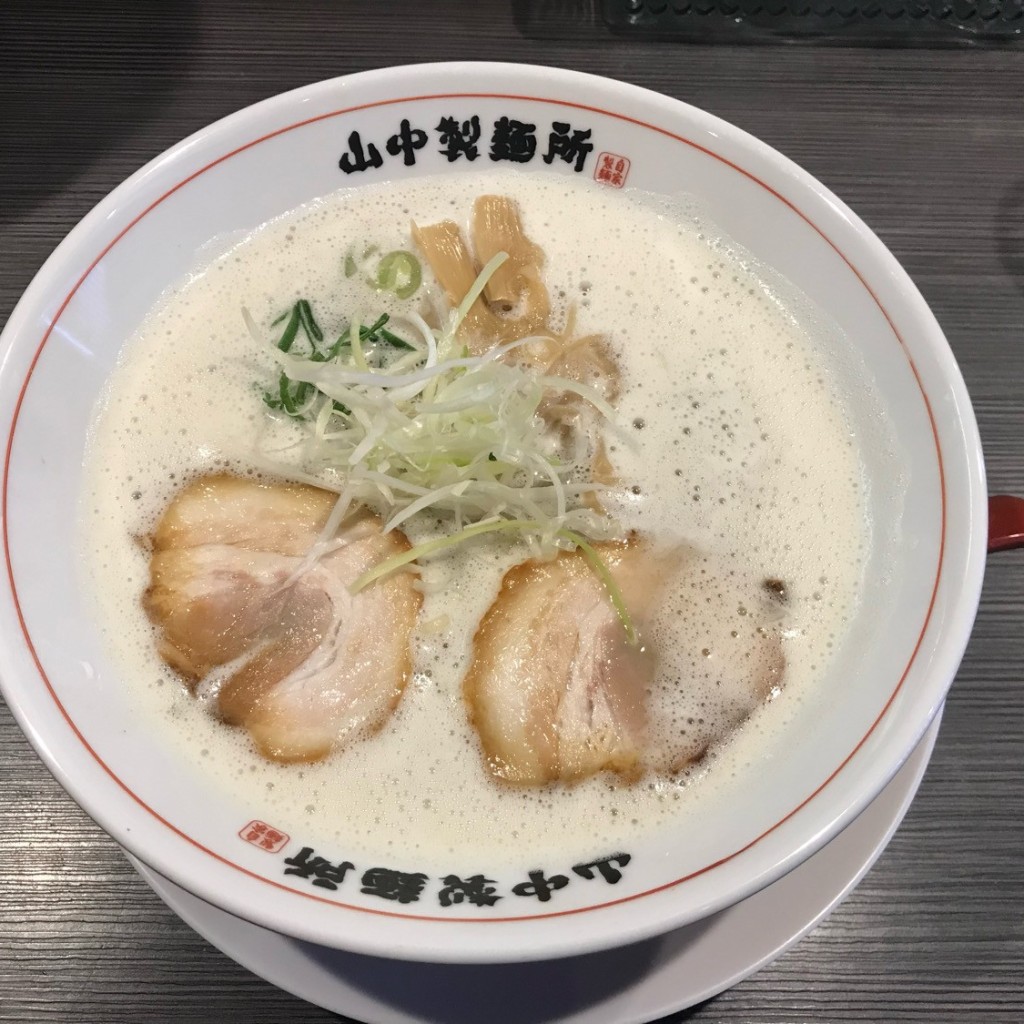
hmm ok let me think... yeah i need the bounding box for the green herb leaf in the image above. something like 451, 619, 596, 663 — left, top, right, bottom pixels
276, 304, 301, 352
297, 299, 323, 345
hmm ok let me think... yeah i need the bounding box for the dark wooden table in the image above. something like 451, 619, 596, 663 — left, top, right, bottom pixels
2, 2, 1022, 1021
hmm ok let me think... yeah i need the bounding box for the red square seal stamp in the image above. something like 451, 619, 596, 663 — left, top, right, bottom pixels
594, 152, 630, 188
239, 820, 290, 853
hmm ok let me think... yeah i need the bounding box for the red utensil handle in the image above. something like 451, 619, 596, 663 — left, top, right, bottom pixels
988, 495, 1024, 553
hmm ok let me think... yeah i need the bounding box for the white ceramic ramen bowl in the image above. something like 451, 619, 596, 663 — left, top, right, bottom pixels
0, 63, 986, 964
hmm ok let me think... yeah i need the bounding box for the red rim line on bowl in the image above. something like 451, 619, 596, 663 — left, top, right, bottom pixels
988, 495, 1024, 551
1, 85, 953, 928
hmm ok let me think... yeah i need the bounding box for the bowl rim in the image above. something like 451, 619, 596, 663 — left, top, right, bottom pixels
0, 61, 988, 961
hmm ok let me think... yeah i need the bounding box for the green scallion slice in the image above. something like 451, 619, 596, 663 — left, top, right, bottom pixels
376, 250, 422, 300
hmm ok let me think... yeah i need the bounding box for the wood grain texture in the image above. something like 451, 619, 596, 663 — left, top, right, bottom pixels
1, 1, 1023, 1021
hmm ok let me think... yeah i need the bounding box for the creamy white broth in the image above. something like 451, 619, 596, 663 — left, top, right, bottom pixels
80, 171, 867, 870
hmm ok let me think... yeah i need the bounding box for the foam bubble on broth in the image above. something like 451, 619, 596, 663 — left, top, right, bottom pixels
79, 170, 868, 871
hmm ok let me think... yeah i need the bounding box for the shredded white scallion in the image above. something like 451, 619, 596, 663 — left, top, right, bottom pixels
250, 251, 628, 625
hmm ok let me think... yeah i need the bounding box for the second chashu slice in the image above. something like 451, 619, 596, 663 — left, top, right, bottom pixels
464, 540, 667, 785
464, 540, 785, 786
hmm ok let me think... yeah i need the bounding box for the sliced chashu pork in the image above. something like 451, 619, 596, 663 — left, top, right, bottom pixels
464, 541, 784, 785
144, 474, 421, 763
654, 564, 785, 774
463, 540, 669, 785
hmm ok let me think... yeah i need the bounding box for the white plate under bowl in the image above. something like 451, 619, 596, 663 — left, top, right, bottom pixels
127, 713, 943, 1023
